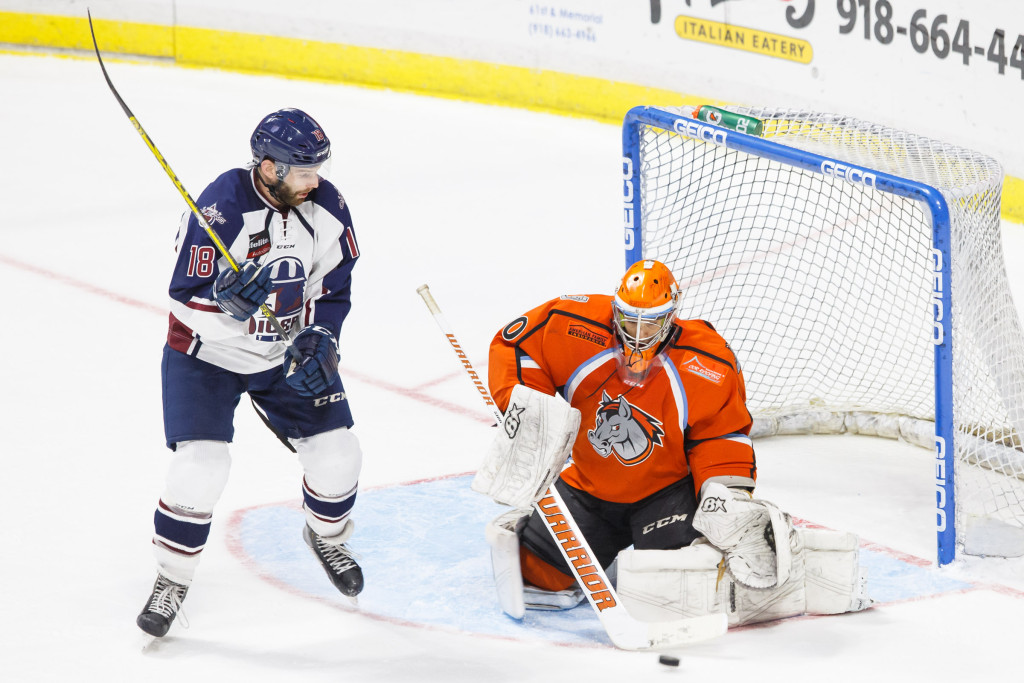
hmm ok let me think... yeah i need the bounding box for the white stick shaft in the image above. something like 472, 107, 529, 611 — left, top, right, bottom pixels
416, 285, 503, 423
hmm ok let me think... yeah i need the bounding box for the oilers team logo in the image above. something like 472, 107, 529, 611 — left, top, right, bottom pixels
586, 391, 664, 466
249, 256, 306, 342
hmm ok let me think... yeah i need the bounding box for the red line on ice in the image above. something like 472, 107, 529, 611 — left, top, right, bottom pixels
1, 254, 489, 424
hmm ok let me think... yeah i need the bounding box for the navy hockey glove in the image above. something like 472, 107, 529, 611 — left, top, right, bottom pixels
284, 325, 340, 397
212, 260, 272, 321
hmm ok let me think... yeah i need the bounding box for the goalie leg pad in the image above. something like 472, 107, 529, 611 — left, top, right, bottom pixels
617, 531, 872, 627
472, 385, 581, 509
616, 543, 807, 627
800, 529, 873, 614
486, 509, 586, 618
616, 543, 730, 623
486, 509, 530, 619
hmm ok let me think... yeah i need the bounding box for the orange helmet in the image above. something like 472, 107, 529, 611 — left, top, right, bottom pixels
612, 260, 680, 382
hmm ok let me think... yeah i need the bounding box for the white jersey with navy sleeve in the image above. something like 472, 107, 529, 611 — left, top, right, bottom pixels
167, 166, 359, 374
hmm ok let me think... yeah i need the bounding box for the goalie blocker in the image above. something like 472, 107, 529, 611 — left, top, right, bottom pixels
471, 384, 581, 510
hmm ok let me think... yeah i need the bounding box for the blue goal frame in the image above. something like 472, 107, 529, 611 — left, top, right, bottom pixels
622, 106, 957, 566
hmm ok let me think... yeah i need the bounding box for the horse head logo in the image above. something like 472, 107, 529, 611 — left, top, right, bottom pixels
586, 391, 664, 466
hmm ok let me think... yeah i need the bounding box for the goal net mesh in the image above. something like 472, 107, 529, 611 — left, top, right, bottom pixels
635, 106, 1024, 558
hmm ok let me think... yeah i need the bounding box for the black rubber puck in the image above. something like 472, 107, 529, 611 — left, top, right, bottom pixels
658, 655, 680, 667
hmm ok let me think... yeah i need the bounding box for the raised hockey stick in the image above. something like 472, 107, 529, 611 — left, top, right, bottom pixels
416, 284, 728, 651
87, 11, 297, 353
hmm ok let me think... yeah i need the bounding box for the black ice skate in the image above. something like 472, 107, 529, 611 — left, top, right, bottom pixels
303, 524, 364, 597
136, 574, 189, 637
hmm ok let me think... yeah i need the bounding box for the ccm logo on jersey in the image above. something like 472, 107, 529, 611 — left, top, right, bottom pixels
682, 355, 727, 385
314, 392, 346, 407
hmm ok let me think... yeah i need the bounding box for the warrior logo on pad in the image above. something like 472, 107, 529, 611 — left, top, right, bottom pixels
586, 391, 664, 466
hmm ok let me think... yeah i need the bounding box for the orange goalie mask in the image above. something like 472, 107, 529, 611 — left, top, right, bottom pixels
612, 260, 680, 385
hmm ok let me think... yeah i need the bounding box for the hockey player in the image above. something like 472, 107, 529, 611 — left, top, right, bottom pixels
137, 109, 365, 638
476, 260, 870, 625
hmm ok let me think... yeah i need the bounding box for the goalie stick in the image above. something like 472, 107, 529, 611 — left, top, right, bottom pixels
416, 284, 728, 651
87, 11, 298, 356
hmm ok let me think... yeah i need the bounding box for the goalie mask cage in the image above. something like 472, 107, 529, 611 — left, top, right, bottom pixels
623, 105, 1024, 566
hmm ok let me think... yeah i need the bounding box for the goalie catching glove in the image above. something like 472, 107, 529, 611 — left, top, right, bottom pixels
692, 482, 795, 589
472, 384, 581, 509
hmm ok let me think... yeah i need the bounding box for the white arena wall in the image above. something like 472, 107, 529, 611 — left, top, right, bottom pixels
2, 0, 1022, 220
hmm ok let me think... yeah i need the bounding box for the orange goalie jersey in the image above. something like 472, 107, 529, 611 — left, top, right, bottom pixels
489, 294, 756, 503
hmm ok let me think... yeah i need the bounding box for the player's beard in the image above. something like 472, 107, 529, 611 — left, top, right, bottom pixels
275, 183, 313, 207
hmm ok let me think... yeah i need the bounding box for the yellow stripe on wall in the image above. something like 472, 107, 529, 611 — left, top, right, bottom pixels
1004, 177, 1024, 225
174, 25, 692, 124
3, 10, 1022, 224
0, 11, 173, 56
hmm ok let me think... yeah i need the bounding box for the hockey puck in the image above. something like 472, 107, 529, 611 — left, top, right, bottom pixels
658, 655, 680, 667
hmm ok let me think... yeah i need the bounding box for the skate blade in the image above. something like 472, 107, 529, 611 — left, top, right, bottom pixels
139, 633, 161, 652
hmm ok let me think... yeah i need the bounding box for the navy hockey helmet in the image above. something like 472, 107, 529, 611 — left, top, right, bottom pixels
250, 108, 331, 179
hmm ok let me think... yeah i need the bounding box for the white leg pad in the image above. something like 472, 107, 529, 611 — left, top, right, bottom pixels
801, 529, 873, 614
485, 508, 586, 618
616, 543, 733, 622
617, 543, 808, 627
485, 509, 529, 619
617, 531, 872, 627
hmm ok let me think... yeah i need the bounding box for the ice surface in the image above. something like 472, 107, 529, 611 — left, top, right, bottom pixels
2, 52, 1023, 682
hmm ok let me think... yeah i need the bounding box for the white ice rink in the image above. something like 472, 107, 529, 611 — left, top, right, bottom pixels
2, 52, 1024, 682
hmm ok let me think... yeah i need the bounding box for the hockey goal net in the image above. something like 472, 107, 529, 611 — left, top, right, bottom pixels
622, 105, 1024, 565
